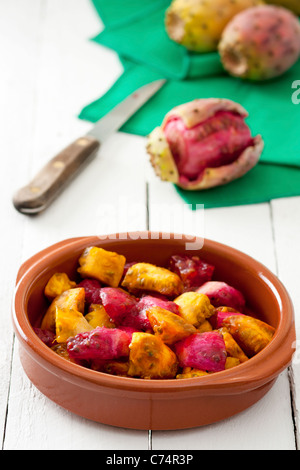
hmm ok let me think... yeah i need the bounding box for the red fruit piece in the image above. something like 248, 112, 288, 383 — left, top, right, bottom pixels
66, 327, 131, 361
100, 287, 138, 325
197, 281, 245, 311
137, 295, 180, 315
174, 331, 227, 372
169, 255, 215, 291
77, 279, 102, 305
210, 307, 244, 329
34, 328, 56, 347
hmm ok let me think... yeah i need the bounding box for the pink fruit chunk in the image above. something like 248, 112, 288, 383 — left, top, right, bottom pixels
174, 331, 227, 372
100, 287, 151, 330
34, 328, 56, 347
77, 278, 102, 305
147, 98, 264, 191
66, 327, 131, 361
100, 287, 138, 324
210, 309, 245, 329
169, 255, 215, 291
137, 295, 180, 315
197, 281, 245, 311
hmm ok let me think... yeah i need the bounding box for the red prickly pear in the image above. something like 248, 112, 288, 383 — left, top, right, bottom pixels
169, 255, 215, 291
174, 331, 227, 372
196, 281, 246, 311
219, 5, 300, 81
146, 98, 264, 190
66, 327, 131, 361
137, 295, 180, 315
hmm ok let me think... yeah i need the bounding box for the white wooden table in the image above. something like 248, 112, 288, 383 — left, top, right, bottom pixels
1, 0, 299, 450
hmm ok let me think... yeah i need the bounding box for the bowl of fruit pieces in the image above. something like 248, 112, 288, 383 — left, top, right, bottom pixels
12, 233, 295, 430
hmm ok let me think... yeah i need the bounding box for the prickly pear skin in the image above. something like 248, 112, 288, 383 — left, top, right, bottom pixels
165, 0, 264, 52
169, 255, 215, 291
197, 281, 246, 311
174, 331, 227, 372
66, 327, 132, 361
219, 5, 300, 81
146, 98, 264, 191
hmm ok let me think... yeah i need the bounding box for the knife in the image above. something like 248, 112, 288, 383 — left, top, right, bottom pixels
13, 79, 166, 215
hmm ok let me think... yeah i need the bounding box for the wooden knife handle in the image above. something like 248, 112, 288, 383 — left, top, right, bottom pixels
13, 136, 100, 214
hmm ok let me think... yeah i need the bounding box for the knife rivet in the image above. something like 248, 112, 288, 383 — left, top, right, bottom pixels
77, 138, 89, 146
30, 186, 41, 194
53, 161, 65, 169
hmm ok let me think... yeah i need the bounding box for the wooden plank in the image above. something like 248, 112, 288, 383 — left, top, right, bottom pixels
271, 196, 300, 449
0, 0, 43, 447
3, 0, 149, 450
147, 172, 296, 449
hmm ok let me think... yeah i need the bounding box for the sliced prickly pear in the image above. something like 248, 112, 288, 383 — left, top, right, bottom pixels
34, 328, 56, 347
85, 304, 116, 329
174, 331, 227, 372
169, 255, 215, 291
146, 306, 197, 345
219, 327, 249, 363
147, 98, 264, 190
225, 357, 241, 369
128, 332, 178, 379
176, 367, 209, 379
78, 246, 126, 288
67, 327, 131, 361
44, 273, 76, 299
55, 307, 93, 343
41, 287, 85, 332
121, 262, 183, 297
197, 281, 246, 311
209, 306, 243, 329
137, 295, 180, 315
100, 287, 138, 324
174, 291, 215, 327
77, 278, 102, 305
219, 5, 300, 81
222, 314, 276, 356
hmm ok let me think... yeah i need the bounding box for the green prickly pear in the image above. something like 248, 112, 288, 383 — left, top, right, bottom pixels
165, 0, 264, 52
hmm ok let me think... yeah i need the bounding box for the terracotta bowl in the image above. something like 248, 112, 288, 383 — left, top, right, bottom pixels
12, 233, 296, 430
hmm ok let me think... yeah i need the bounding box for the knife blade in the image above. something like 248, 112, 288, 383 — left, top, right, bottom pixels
13, 79, 166, 215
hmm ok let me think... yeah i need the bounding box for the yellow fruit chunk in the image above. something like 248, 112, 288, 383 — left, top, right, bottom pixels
122, 262, 183, 297
225, 357, 241, 369
44, 273, 76, 299
147, 306, 196, 345
219, 327, 249, 363
78, 246, 126, 288
85, 304, 116, 329
174, 292, 215, 327
176, 367, 208, 379
196, 320, 213, 333
55, 307, 93, 343
128, 332, 178, 379
41, 287, 85, 332
51, 343, 73, 362
223, 314, 276, 357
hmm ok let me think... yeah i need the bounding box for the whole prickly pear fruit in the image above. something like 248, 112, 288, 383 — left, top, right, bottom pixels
219, 5, 300, 81
265, 0, 300, 15
165, 0, 264, 52
146, 98, 263, 191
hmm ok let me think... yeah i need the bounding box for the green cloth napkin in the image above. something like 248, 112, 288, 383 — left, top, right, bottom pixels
79, 0, 300, 209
